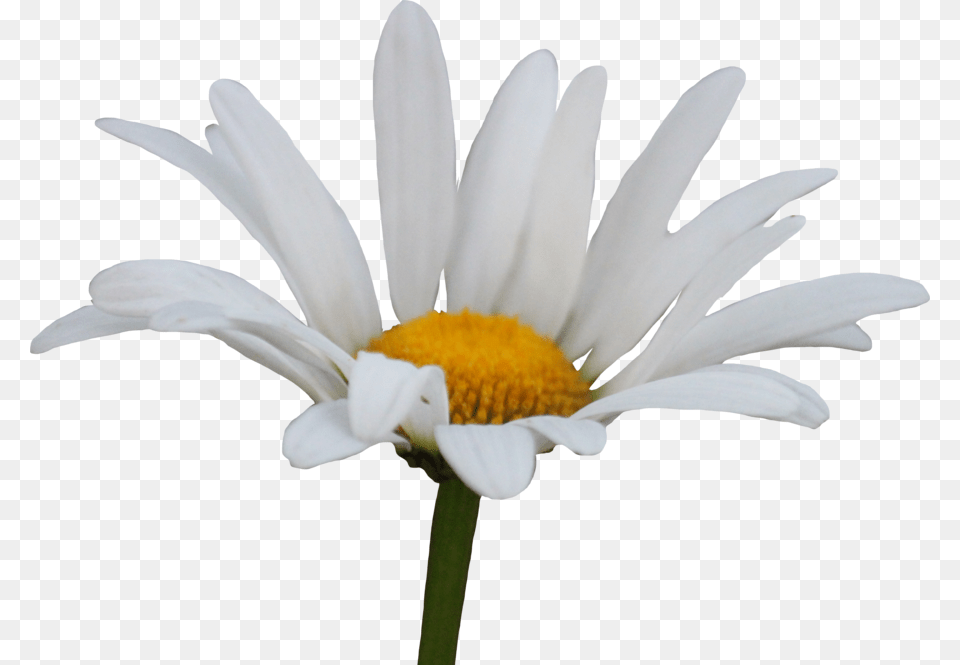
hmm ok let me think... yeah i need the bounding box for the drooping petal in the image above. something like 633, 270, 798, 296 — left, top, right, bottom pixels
561, 168, 837, 363
209, 79, 381, 353
373, 0, 456, 322
445, 50, 559, 314
497, 66, 607, 339
561, 67, 746, 360
150, 301, 348, 401
283, 400, 377, 469
95, 118, 280, 260
30, 305, 148, 354
577, 364, 828, 429
90, 259, 353, 374
435, 424, 539, 499
347, 352, 449, 449
510, 415, 607, 456
650, 274, 930, 380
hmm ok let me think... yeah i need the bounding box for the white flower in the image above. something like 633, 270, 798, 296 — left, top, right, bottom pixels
32, 1, 927, 500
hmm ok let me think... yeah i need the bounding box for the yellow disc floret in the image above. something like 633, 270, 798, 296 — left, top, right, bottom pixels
364, 310, 592, 425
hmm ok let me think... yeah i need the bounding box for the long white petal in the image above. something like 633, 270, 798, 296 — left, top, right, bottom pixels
209, 79, 381, 353
576, 364, 827, 429
373, 0, 456, 322
95, 118, 280, 259
602, 216, 805, 393
150, 300, 352, 381
561, 67, 745, 360
347, 352, 449, 449
511, 415, 607, 456
283, 400, 377, 469
149, 301, 347, 401
90, 259, 353, 374
651, 273, 929, 380
798, 324, 872, 352
562, 168, 837, 364
445, 50, 559, 314
435, 424, 539, 499
497, 66, 607, 338
30, 306, 148, 354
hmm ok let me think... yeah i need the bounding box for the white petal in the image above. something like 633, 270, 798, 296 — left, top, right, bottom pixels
697, 365, 829, 428
91, 259, 353, 374
209, 79, 381, 353
90, 259, 277, 318
283, 400, 377, 469
31, 305, 148, 354
602, 216, 805, 393
435, 424, 539, 499
651, 274, 929, 380
799, 324, 872, 352
561, 168, 837, 364
348, 352, 449, 448
150, 301, 347, 401
561, 67, 745, 360
576, 364, 827, 429
511, 415, 607, 456
445, 50, 559, 315
95, 118, 280, 259
150, 299, 353, 380
374, 0, 456, 322
497, 66, 607, 338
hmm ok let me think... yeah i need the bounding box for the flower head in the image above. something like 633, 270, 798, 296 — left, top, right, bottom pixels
33, 1, 928, 500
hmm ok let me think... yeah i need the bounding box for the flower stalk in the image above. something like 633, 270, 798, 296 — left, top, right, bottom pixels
418, 477, 481, 665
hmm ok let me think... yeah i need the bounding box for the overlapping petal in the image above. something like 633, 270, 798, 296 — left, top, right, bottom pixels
209, 79, 382, 353
374, 0, 457, 322
566, 168, 838, 377
31, 305, 148, 354
604, 215, 806, 393
497, 65, 607, 338
283, 400, 378, 469
651, 274, 929, 381
561, 67, 746, 363
445, 50, 559, 314
348, 352, 449, 449
577, 364, 828, 429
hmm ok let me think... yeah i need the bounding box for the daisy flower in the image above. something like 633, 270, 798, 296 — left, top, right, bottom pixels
31, 2, 928, 661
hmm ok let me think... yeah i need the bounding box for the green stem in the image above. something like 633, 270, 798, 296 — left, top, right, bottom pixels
418, 477, 481, 665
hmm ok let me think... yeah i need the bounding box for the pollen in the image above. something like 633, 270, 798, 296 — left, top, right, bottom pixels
364, 310, 592, 425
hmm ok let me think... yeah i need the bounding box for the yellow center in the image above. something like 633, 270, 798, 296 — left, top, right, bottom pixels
364, 310, 592, 425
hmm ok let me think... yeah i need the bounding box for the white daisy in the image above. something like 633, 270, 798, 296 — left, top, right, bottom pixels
32, 1, 928, 503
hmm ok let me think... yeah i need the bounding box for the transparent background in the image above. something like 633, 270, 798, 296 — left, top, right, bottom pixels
9, 0, 952, 663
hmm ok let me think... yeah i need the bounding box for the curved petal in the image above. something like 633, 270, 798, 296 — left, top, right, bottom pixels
209, 79, 381, 353
374, 0, 456, 322
601, 216, 806, 393
445, 50, 559, 314
90, 259, 353, 372
283, 400, 377, 469
561, 67, 746, 360
347, 352, 449, 449
95, 118, 281, 260
651, 274, 930, 380
799, 324, 872, 352
561, 168, 837, 361
497, 66, 607, 338
150, 301, 347, 401
31, 305, 148, 354
435, 423, 539, 500
577, 364, 827, 429
511, 415, 607, 456
150, 300, 352, 382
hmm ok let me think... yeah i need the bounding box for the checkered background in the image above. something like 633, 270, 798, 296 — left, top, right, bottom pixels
7, 0, 952, 663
